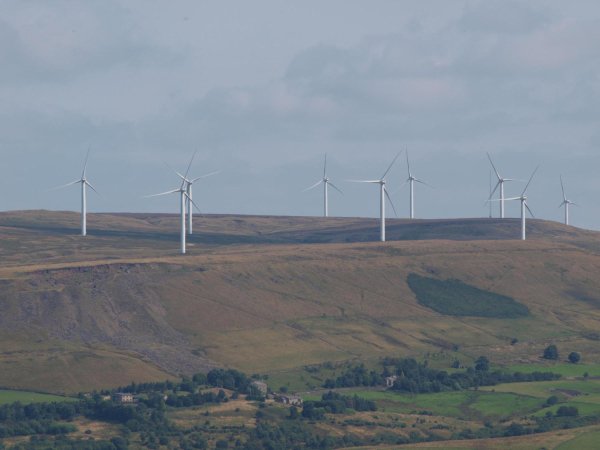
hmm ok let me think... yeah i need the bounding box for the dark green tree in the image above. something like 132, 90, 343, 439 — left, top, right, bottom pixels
543, 345, 559, 360
475, 356, 490, 372
568, 352, 581, 364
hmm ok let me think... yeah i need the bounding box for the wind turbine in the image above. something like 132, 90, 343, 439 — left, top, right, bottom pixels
393, 151, 433, 219
493, 166, 539, 240
486, 153, 523, 218
303, 154, 344, 217
347, 151, 402, 242
558, 176, 581, 226
166, 151, 219, 235
51, 146, 105, 236
144, 156, 205, 254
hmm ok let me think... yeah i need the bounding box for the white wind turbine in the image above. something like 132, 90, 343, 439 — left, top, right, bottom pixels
492, 166, 539, 240
144, 156, 205, 254
558, 175, 581, 226
393, 151, 433, 219
303, 154, 344, 217
486, 153, 523, 218
166, 151, 219, 235
51, 146, 105, 236
348, 151, 402, 242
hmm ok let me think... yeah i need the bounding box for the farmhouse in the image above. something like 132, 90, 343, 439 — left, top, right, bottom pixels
251, 381, 268, 394
111, 392, 134, 403
276, 395, 303, 405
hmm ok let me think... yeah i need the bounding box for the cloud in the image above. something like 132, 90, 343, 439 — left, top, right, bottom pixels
0, 1, 175, 85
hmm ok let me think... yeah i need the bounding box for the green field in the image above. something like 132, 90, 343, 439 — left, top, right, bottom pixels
556, 430, 600, 449
309, 388, 548, 420
0, 389, 77, 405
508, 364, 600, 377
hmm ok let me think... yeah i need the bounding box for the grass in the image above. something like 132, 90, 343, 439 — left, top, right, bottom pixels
508, 364, 600, 377
468, 392, 544, 417
556, 429, 600, 449
407, 273, 530, 318
0, 390, 77, 405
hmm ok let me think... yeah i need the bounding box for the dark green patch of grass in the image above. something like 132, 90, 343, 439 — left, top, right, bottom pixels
407, 273, 530, 318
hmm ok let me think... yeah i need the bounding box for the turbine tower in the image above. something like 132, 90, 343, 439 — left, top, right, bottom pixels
303, 154, 344, 217
51, 146, 105, 236
166, 151, 219, 235
486, 153, 523, 218
393, 151, 433, 219
495, 166, 539, 240
144, 158, 204, 254
348, 151, 402, 242
558, 176, 580, 226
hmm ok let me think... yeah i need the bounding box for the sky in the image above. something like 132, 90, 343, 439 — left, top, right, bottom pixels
1, 0, 600, 230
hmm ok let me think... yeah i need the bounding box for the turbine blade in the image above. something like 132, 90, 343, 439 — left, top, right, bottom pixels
328, 182, 344, 195
190, 171, 220, 183
382, 150, 403, 180
558, 201, 566, 209
489, 197, 521, 202
323, 154, 327, 179
346, 180, 381, 183
414, 179, 434, 189
143, 189, 180, 198
487, 152, 501, 180
85, 181, 107, 201
184, 192, 205, 217
182, 150, 197, 188
484, 180, 501, 205
522, 165, 539, 196
302, 179, 323, 193
560, 175, 567, 201
384, 187, 398, 218
51, 179, 81, 191
525, 202, 535, 219
406, 150, 411, 177
391, 179, 409, 194
82, 144, 91, 178
571, 202, 583, 208
503, 179, 526, 182
165, 162, 187, 182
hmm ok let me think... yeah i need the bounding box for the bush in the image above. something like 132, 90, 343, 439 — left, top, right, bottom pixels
543, 345, 559, 360
568, 352, 581, 364
216, 439, 229, 449
544, 396, 558, 407
557, 406, 579, 417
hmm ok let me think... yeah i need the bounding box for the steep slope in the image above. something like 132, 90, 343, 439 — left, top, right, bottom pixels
1, 210, 600, 393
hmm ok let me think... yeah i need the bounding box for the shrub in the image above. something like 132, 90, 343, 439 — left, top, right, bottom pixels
557, 406, 579, 417
475, 356, 490, 372
568, 352, 581, 364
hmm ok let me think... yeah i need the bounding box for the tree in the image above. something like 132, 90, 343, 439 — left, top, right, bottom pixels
475, 356, 490, 372
557, 406, 579, 417
289, 406, 300, 420
511, 338, 518, 345
543, 345, 559, 360
568, 352, 580, 364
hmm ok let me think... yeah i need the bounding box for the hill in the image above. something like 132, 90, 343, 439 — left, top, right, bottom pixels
1, 210, 600, 393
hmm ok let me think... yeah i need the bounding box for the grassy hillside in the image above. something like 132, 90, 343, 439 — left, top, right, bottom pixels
2, 210, 600, 393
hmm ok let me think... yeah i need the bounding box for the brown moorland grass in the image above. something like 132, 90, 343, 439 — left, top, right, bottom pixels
2, 211, 600, 392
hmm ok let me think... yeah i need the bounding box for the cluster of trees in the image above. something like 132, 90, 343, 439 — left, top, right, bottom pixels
0, 397, 175, 442
543, 345, 581, 364
388, 358, 560, 394
2, 435, 129, 450
323, 365, 384, 389
301, 392, 377, 419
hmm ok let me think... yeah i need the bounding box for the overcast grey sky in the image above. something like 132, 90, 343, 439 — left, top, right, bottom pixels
1, 1, 600, 230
